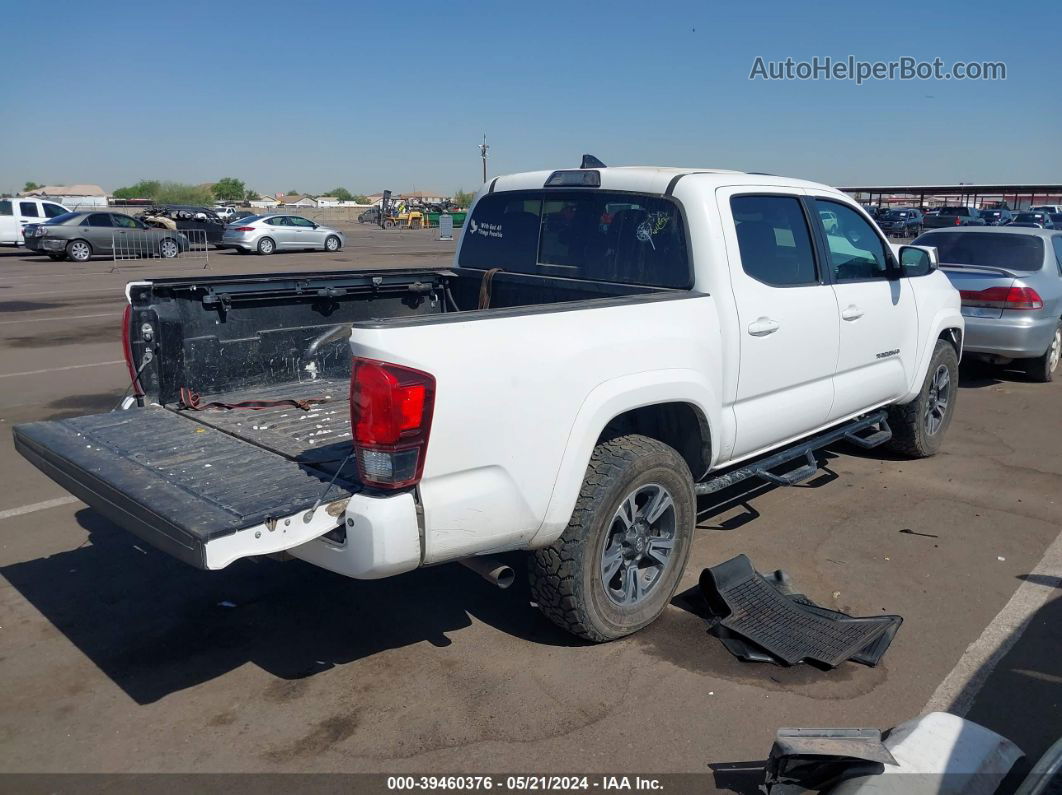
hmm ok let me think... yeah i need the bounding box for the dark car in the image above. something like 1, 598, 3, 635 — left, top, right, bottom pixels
1051, 214, 1062, 229
922, 206, 987, 229
1009, 212, 1056, 229
979, 208, 1014, 226
358, 207, 381, 224
22, 211, 189, 262
139, 205, 227, 245
878, 208, 923, 237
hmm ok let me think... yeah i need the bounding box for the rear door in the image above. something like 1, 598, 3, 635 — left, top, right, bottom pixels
80, 212, 116, 253
807, 196, 919, 420
0, 199, 15, 244
265, 215, 294, 247
718, 188, 840, 458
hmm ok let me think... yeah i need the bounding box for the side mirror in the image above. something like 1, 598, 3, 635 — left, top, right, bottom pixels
899, 245, 937, 277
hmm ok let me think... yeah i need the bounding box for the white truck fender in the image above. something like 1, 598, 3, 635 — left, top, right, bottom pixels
899, 306, 964, 404
530, 368, 721, 547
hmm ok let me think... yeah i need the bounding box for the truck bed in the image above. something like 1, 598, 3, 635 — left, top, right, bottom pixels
14, 408, 357, 569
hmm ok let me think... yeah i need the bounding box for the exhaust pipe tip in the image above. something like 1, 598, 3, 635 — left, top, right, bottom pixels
459, 556, 516, 589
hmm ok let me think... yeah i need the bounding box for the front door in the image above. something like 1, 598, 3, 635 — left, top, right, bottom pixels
807, 196, 919, 421
16, 200, 44, 245
719, 189, 840, 459
289, 215, 323, 247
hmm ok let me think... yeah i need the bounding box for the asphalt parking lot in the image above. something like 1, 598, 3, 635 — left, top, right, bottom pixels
0, 222, 1059, 783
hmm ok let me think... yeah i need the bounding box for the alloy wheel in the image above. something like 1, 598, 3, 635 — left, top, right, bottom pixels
600, 483, 677, 606
924, 364, 951, 435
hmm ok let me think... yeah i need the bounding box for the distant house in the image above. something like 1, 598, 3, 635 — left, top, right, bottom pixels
249, 194, 279, 208
281, 194, 317, 208
21, 184, 107, 208
315, 196, 340, 207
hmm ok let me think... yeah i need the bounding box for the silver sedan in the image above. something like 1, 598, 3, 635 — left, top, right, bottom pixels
913, 226, 1062, 382
219, 214, 345, 255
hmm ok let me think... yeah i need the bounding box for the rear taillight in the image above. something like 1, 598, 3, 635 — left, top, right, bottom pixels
953, 216, 962, 225
959, 286, 1044, 311
350, 358, 435, 489
121, 304, 144, 396
232, 226, 255, 232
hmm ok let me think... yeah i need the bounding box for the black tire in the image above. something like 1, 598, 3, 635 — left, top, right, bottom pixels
887, 339, 959, 458
529, 434, 696, 642
324, 234, 341, 252
66, 239, 92, 262
1022, 322, 1061, 383
47, 252, 65, 261
256, 237, 275, 255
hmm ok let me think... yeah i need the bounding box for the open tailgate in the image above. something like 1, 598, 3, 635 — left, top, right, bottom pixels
14, 407, 357, 570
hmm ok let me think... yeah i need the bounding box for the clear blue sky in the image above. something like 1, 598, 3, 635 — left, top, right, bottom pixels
2, 0, 1059, 196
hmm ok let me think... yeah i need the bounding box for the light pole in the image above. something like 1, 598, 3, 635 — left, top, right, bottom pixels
478, 134, 489, 184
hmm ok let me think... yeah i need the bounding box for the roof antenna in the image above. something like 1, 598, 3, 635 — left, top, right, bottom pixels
580, 154, 607, 169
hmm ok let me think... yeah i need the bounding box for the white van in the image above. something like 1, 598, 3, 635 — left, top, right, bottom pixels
0, 197, 71, 246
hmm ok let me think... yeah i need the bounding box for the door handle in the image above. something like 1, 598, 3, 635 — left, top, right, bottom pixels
841, 305, 864, 321
747, 317, 780, 337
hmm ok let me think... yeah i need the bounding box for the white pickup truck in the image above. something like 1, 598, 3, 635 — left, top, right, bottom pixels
0, 197, 70, 246
14, 164, 963, 641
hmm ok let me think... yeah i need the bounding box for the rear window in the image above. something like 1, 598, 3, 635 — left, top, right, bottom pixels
883, 211, 910, 219
916, 231, 1044, 271
45, 212, 79, 225
459, 190, 690, 288
1014, 213, 1045, 222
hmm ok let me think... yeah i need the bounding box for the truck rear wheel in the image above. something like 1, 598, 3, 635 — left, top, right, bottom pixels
886, 339, 959, 458
530, 434, 695, 642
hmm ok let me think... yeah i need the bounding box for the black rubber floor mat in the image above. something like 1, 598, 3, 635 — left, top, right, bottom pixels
699, 555, 902, 668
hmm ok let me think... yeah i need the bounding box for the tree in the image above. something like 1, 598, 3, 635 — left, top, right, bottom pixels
23, 181, 41, 192
329, 187, 354, 202
212, 177, 246, 202
112, 180, 161, 200
352, 194, 369, 205
286, 189, 299, 196
245, 189, 261, 201
453, 189, 475, 209
111, 179, 212, 205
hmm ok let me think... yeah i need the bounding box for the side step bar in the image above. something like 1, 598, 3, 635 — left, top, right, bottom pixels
695, 411, 891, 496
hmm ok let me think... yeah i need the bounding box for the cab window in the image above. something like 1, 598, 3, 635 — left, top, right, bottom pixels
730, 195, 818, 287
813, 200, 890, 281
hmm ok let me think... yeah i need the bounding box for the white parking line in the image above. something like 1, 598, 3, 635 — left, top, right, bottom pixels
0, 496, 80, 521
0, 360, 124, 379
924, 528, 1062, 716
0, 312, 118, 326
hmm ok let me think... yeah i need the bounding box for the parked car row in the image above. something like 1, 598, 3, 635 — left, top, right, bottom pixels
22, 211, 191, 261
13, 204, 345, 261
